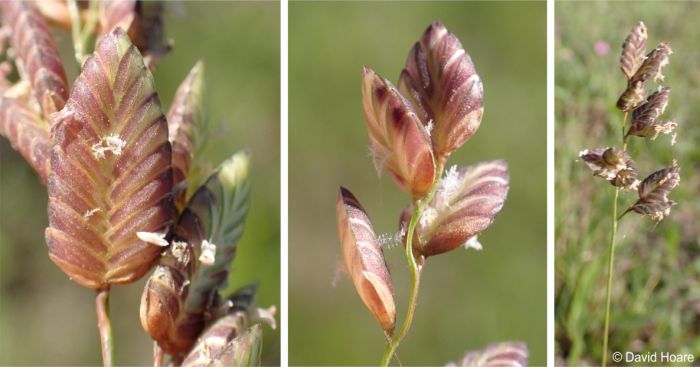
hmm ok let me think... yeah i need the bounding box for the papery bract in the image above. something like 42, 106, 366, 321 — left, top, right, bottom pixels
616, 81, 646, 112
214, 324, 263, 367
0, 96, 52, 182
180, 313, 261, 367
446, 341, 529, 367
140, 241, 201, 355
629, 164, 680, 221
141, 151, 251, 354
579, 147, 639, 190
46, 28, 173, 289
362, 66, 435, 199
620, 21, 648, 80
99, 0, 171, 69
0, 1, 69, 117
398, 21, 484, 166
168, 60, 205, 208
627, 87, 676, 139
99, 0, 138, 37
630, 43, 672, 85
337, 187, 396, 333
404, 161, 509, 257
617, 42, 672, 112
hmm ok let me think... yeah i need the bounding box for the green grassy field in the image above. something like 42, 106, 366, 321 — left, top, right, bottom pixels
289, 2, 546, 365
555, 2, 700, 365
0, 2, 280, 365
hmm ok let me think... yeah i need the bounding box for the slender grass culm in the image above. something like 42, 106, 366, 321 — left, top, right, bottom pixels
335, 21, 529, 367
578, 22, 679, 367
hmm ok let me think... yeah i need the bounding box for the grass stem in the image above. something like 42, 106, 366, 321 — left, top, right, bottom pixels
602, 111, 629, 367
96, 289, 114, 367
66, 0, 83, 64
380, 164, 443, 366
601, 187, 619, 367
380, 203, 423, 367
153, 342, 164, 367
67, 0, 99, 66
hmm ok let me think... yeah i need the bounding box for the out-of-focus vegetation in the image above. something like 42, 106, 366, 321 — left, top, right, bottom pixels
556, 2, 700, 365
0, 2, 279, 365
290, 2, 546, 365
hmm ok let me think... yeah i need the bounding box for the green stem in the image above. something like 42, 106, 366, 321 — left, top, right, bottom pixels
380, 204, 423, 367
380, 164, 443, 367
81, 0, 99, 48
601, 187, 619, 367
66, 0, 83, 64
602, 111, 629, 367
67, 0, 98, 66
96, 289, 114, 367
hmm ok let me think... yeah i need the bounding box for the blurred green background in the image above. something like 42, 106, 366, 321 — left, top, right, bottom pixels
556, 2, 700, 365
290, 2, 546, 365
0, 1, 279, 365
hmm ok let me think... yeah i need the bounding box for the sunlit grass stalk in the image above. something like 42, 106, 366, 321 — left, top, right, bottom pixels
380, 164, 442, 366
379, 204, 422, 367
601, 187, 618, 367
96, 290, 114, 367
153, 342, 164, 367
601, 111, 628, 367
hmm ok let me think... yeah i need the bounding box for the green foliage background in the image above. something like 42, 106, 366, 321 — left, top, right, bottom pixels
289, 1, 546, 365
0, 2, 280, 365
556, 2, 700, 365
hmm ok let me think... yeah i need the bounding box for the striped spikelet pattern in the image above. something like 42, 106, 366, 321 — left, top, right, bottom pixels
581, 22, 679, 221
627, 87, 676, 139
399, 21, 484, 166
0, 1, 69, 118
0, 96, 52, 182
0, 1, 67, 183
620, 21, 647, 80
579, 147, 639, 190
341, 22, 513, 356
447, 342, 529, 367
629, 164, 680, 221
1, 3, 273, 363
362, 67, 435, 199
356, 20, 509, 260
408, 161, 510, 257
180, 313, 262, 367
140, 242, 201, 354
46, 28, 173, 290
168, 60, 205, 209
336, 187, 396, 333
616, 21, 673, 113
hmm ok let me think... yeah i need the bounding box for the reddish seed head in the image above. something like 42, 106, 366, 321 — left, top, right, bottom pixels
0, 1, 69, 117
398, 21, 484, 166
630, 164, 680, 221
45, 28, 173, 289
620, 21, 648, 80
336, 187, 396, 333
404, 161, 509, 257
362, 67, 436, 199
